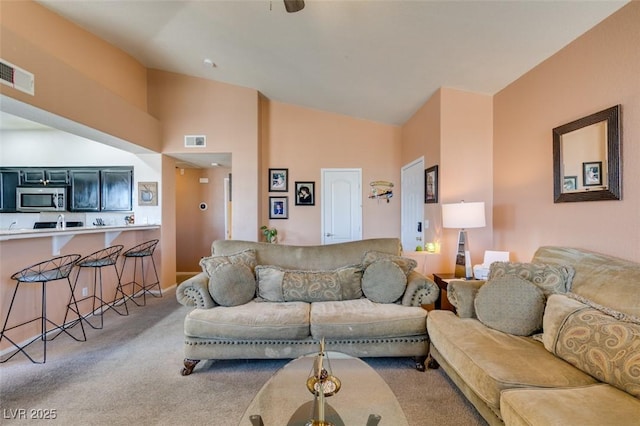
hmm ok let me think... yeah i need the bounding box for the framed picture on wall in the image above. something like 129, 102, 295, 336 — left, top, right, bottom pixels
295, 181, 315, 205
138, 182, 158, 206
269, 168, 288, 192
583, 161, 602, 186
563, 176, 578, 192
269, 196, 288, 219
425, 165, 438, 203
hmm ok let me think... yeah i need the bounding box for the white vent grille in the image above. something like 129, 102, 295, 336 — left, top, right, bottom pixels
184, 135, 206, 147
0, 59, 34, 96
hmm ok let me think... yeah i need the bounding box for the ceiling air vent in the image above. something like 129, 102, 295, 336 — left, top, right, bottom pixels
185, 135, 206, 147
0, 59, 35, 96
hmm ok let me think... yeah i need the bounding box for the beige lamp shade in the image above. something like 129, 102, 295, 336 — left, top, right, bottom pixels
442, 202, 486, 229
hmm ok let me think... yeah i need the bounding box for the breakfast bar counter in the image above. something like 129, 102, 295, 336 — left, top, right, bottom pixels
0, 224, 161, 356
0, 224, 160, 255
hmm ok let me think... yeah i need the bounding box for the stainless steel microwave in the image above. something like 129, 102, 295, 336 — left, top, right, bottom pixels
16, 186, 66, 212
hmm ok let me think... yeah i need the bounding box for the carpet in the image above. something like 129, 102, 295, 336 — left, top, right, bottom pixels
0, 289, 486, 425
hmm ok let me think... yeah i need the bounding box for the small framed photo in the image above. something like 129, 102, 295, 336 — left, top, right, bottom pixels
269, 168, 288, 192
295, 181, 315, 206
583, 161, 602, 186
563, 176, 578, 192
138, 181, 158, 206
269, 196, 288, 219
424, 165, 438, 203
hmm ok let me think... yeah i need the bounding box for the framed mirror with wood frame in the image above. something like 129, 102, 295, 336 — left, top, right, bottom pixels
553, 105, 622, 203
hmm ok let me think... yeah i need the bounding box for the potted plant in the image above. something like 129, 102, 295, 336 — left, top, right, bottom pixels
260, 226, 278, 244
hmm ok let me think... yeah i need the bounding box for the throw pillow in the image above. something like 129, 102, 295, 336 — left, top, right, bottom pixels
488, 261, 575, 296
474, 275, 546, 336
255, 265, 364, 303
361, 260, 407, 303
543, 294, 640, 398
362, 251, 417, 276
207, 263, 256, 307
199, 249, 257, 276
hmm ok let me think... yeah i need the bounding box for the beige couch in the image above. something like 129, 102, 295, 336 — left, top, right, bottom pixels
176, 238, 439, 375
427, 246, 640, 425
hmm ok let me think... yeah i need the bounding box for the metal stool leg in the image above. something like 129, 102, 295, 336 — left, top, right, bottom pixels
65, 245, 128, 329
1, 276, 86, 364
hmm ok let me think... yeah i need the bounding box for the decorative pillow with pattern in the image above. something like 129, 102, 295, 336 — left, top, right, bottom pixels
543, 293, 640, 398
199, 249, 257, 276
361, 251, 417, 276
488, 261, 575, 296
255, 265, 363, 302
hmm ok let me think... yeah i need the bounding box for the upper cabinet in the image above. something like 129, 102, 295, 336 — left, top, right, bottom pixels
2, 166, 134, 212
0, 170, 20, 212
20, 168, 69, 186
69, 169, 101, 211
69, 167, 133, 212
101, 169, 133, 211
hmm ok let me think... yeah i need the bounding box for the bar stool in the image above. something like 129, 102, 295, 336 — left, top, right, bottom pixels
119, 239, 161, 306
1, 254, 85, 364
64, 245, 128, 330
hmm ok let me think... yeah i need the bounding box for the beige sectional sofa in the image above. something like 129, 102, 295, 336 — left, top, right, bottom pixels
176, 238, 439, 375
427, 246, 640, 425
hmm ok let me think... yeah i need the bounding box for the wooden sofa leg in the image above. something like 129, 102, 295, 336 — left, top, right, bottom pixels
414, 356, 427, 372
426, 354, 439, 369
181, 358, 201, 376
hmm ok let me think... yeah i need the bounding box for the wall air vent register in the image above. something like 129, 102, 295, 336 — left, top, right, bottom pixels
185, 135, 206, 148
0, 59, 34, 96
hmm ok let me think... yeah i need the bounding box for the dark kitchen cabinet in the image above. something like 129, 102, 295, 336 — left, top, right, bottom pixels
101, 169, 132, 211
69, 169, 100, 211
20, 169, 46, 185
0, 169, 20, 212
20, 168, 68, 185
45, 169, 69, 185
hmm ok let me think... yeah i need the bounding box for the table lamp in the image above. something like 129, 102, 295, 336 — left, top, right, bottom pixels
442, 201, 486, 279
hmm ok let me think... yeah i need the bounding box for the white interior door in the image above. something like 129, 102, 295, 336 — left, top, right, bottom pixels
401, 157, 424, 252
321, 168, 362, 245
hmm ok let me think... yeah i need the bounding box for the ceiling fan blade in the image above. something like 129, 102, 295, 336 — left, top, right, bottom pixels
284, 0, 305, 13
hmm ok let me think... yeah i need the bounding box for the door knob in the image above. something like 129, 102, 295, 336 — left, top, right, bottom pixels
325, 233, 334, 237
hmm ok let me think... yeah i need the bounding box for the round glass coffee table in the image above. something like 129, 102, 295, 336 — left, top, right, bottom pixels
239, 352, 409, 426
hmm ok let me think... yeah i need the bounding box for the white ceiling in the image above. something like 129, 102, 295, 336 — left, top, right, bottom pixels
4, 1, 629, 168
36, 0, 628, 125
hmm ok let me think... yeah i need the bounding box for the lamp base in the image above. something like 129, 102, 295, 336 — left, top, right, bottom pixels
454, 230, 473, 279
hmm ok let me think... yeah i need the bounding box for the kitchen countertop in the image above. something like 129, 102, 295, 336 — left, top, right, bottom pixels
0, 224, 161, 255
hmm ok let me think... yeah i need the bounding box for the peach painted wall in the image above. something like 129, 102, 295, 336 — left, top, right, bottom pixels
0, 1, 160, 150
400, 88, 493, 275
493, 2, 640, 262
175, 166, 230, 272
146, 70, 259, 242
260, 100, 402, 245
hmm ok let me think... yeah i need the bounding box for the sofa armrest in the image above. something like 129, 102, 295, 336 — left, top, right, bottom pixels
176, 272, 217, 309
402, 271, 439, 306
447, 280, 486, 318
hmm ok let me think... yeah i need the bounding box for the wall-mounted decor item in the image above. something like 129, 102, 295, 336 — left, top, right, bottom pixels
138, 181, 158, 206
269, 196, 288, 219
368, 180, 393, 203
269, 168, 288, 192
583, 161, 602, 186
295, 181, 315, 205
553, 105, 621, 202
425, 165, 439, 204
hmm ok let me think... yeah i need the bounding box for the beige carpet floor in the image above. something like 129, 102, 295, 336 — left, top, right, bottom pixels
0, 288, 487, 425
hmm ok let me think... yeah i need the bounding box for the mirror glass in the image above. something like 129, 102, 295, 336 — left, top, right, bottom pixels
553, 105, 621, 203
